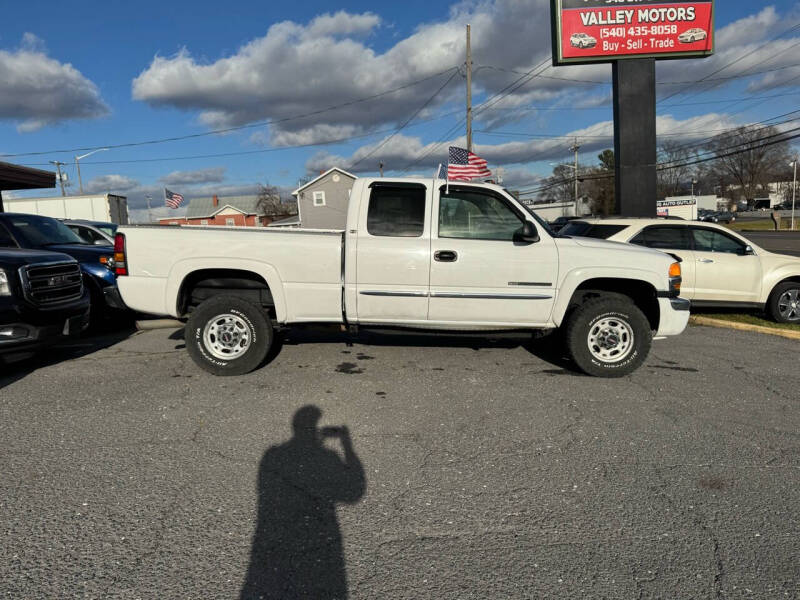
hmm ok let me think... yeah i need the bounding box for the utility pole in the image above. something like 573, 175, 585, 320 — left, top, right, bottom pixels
791, 157, 797, 231
570, 139, 580, 216
50, 161, 67, 197
379, 162, 384, 177
145, 194, 153, 223
465, 24, 473, 153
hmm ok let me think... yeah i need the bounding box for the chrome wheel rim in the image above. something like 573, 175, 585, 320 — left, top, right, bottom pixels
588, 317, 635, 363
777, 288, 800, 321
203, 313, 252, 360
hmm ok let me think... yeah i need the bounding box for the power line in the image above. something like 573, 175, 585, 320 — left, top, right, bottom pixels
0, 66, 460, 159
657, 22, 800, 105
21, 109, 463, 168
348, 69, 460, 170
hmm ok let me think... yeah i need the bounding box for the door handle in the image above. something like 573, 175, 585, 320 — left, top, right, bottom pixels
698, 258, 714, 263
434, 250, 458, 263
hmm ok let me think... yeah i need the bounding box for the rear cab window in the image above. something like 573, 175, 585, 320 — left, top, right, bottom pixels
367, 185, 426, 237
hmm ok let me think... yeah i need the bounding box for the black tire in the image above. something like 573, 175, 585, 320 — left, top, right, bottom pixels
186, 295, 272, 376
564, 295, 652, 378
767, 282, 800, 323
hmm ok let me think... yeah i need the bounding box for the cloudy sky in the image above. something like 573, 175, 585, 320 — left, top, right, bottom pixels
1, 0, 799, 220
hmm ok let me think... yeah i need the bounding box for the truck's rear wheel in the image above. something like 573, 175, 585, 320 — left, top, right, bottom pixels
564, 296, 651, 378
186, 295, 272, 376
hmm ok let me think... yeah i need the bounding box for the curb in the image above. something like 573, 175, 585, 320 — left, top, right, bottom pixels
690, 315, 800, 341
135, 319, 184, 331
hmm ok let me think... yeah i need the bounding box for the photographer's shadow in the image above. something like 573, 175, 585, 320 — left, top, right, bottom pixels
241, 406, 365, 600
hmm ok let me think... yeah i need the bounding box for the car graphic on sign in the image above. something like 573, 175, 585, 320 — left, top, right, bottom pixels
678, 28, 707, 43
570, 32, 597, 49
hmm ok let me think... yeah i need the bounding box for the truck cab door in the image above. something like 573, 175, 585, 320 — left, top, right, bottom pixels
428, 185, 558, 326
352, 182, 431, 324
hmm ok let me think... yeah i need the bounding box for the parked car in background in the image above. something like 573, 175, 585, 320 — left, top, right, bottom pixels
698, 211, 736, 224
678, 28, 707, 43
0, 213, 125, 325
560, 218, 800, 323
63, 220, 117, 245
570, 32, 597, 48
0, 249, 90, 362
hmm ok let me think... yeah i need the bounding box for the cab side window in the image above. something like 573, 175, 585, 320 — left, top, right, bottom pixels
439, 190, 523, 241
367, 186, 426, 237
0, 224, 17, 247
629, 226, 691, 250
691, 228, 745, 254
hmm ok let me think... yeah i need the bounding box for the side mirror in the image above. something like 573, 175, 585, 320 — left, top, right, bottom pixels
515, 221, 540, 244
741, 245, 755, 256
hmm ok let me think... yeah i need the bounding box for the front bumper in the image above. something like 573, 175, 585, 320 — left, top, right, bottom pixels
655, 297, 691, 337
0, 292, 91, 356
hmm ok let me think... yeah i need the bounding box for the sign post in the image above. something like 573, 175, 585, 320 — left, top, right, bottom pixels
551, 0, 714, 216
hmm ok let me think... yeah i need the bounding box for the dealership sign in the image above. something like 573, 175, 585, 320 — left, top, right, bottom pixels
552, 0, 714, 65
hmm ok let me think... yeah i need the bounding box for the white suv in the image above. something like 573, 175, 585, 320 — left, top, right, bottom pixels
560, 218, 800, 323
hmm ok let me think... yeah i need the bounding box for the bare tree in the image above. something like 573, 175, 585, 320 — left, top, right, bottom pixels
586, 149, 615, 216
705, 125, 792, 206
538, 164, 577, 205
657, 140, 695, 199
257, 182, 296, 217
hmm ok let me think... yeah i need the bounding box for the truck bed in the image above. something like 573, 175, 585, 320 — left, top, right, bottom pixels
117, 225, 344, 322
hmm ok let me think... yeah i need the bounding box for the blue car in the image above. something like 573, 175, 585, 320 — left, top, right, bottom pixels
0, 213, 128, 324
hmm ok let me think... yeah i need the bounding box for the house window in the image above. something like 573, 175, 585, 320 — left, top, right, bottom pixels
200, 219, 209, 225
169, 221, 178, 225
313, 191, 326, 206
226, 218, 235, 226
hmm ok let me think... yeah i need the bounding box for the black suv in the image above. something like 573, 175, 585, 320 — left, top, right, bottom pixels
0, 248, 91, 361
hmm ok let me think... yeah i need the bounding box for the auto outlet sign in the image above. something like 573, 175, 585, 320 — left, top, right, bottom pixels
552, 0, 714, 65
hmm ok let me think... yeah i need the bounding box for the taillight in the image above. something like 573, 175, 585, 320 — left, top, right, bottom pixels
114, 233, 128, 276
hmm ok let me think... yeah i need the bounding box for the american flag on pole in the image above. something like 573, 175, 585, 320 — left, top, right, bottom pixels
446, 146, 492, 181
164, 188, 184, 209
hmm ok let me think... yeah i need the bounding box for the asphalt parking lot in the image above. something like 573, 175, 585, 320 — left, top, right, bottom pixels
1, 325, 798, 598
740, 231, 800, 257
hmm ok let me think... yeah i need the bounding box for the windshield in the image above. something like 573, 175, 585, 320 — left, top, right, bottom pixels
7, 215, 87, 247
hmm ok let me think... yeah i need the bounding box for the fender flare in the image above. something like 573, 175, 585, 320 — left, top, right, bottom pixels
166, 258, 288, 322
552, 267, 664, 327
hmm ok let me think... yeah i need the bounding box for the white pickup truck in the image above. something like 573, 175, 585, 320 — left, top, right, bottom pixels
115, 178, 690, 377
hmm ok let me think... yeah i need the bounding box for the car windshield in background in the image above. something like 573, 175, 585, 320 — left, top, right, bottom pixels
8, 215, 87, 247
559, 222, 629, 239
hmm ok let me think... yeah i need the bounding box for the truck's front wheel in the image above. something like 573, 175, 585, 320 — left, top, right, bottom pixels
186, 295, 272, 376
564, 296, 651, 378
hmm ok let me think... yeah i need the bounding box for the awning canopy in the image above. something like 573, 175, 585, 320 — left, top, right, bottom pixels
0, 161, 56, 212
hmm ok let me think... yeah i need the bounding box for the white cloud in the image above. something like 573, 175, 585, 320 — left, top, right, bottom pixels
307, 112, 742, 175
160, 167, 226, 186
0, 33, 109, 132
307, 11, 381, 38
83, 174, 140, 194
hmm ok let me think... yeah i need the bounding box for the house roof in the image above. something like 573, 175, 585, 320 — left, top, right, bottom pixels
292, 167, 356, 196
0, 161, 56, 190
267, 214, 301, 227
185, 195, 264, 219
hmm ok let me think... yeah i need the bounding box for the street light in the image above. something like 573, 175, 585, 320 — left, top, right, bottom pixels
791, 158, 798, 231
75, 148, 109, 194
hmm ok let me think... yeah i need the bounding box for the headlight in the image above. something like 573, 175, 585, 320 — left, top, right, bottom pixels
0, 269, 11, 296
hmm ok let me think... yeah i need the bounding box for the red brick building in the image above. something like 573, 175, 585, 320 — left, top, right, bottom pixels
159, 194, 281, 227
